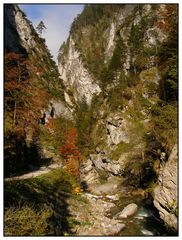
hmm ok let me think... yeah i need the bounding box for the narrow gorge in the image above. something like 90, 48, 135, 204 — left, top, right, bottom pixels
4, 4, 178, 236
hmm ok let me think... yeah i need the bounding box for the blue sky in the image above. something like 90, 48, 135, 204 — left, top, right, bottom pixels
19, 4, 84, 62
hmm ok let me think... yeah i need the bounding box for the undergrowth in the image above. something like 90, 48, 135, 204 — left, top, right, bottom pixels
5, 168, 85, 236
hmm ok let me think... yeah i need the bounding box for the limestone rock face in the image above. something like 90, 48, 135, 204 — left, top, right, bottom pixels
14, 5, 37, 50
5, 5, 38, 53
80, 158, 99, 186
90, 153, 121, 176
105, 5, 135, 62
153, 144, 178, 231
106, 114, 130, 145
58, 37, 101, 105
5, 5, 23, 52
43, 100, 73, 121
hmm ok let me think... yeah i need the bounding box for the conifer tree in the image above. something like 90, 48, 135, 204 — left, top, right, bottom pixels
36, 21, 47, 35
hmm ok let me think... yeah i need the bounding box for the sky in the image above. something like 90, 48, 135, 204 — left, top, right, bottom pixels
19, 4, 84, 62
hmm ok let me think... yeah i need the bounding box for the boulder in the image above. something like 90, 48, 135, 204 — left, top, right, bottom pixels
108, 223, 125, 235
80, 159, 99, 186
114, 203, 138, 219
81, 160, 93, 174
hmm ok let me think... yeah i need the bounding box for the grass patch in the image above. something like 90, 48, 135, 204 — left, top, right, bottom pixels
5, 168, 86, 236
5, 204, 53, 236
111, 142, 131, 160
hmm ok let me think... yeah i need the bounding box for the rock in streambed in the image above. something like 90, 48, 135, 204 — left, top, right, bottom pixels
114, 203, 138, 219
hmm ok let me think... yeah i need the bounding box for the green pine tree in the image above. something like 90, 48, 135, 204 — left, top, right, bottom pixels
36, 21, 47, 35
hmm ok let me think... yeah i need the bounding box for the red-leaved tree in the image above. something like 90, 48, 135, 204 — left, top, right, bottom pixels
4, 52, 51, 176
60, 128, 81, 180
5, 52, 50, 133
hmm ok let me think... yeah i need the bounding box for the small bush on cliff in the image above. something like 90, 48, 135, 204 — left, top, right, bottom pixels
150, 101, 177, 150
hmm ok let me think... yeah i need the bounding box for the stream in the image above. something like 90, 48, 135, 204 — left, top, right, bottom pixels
107, 195, 175, 236
6, 163, 176, 236
80, 175, 176, 236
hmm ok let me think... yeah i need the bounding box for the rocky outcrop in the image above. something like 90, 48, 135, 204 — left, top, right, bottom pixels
43, 100, 73, 122
153, 144, 178, 231
13, 5, 37, 50
80, 158, 99, 186
80, 151, 123, 189
5, 5, 39, 53
106, 114, 130, 145
90, 153, 121, 176
58, 37, 101, 105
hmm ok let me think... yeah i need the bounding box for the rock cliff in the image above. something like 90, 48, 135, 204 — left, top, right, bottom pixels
4, 4, 72, 175
58, 4, 178, 231
153, 144, 178, 231
5, 4, 72, 121
58, 37, 101, 105
4, 3, 178, 233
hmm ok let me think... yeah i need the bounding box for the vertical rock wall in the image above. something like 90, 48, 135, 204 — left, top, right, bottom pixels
153, 144, 178, 231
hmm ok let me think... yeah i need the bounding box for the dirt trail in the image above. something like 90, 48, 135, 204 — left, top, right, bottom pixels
5, 162, 63, 181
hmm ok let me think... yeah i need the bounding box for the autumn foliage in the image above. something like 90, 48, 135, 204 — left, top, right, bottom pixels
155, 5, 177, 33
60, 128, 81, 179
4, 52, 51, 176
5, 52, 51, 133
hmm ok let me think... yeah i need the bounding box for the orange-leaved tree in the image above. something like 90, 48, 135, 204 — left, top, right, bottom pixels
4, 52, 51, 176
60, 128, 81, 180
5, 52, 50, 133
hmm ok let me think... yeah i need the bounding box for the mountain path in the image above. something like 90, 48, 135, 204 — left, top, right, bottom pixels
5, 162, 63, 181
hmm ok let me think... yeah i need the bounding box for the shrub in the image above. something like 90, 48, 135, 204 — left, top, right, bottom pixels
5, 168, 85, 236
5, 204, 53, 236
39, 116, 74, 156
150, 102, 177, 150
126, 73, 140, 87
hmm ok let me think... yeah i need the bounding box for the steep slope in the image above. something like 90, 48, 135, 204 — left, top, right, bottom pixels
4, 4, 72, 176
5, 4, 67, 103
58, 37, 101, 105
58, 4, 178, 231
4, 3, 178, 235
153, 144, 178, 231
